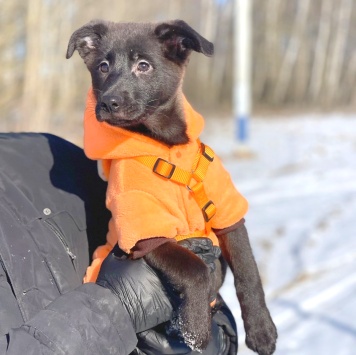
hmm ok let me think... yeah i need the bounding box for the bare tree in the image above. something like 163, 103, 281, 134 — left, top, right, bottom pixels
272, 0, 311, 104
308, 0, 334, 103
324, 0, 353, 106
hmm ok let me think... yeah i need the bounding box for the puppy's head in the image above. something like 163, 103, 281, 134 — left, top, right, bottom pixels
66, 20, 213, 146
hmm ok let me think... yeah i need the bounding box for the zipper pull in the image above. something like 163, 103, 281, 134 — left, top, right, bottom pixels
66, 247, 76, 260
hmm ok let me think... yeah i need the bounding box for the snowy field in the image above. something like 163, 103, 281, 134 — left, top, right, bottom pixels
201, 113, 356, 355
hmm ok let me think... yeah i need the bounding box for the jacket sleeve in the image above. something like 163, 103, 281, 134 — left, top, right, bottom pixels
1, 283, 137, 355
207, 156, 248, 230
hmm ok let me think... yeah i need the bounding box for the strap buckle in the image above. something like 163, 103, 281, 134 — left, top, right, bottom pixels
202, 200, 216, 222
201, 143, 214, 162
153, 158, 176, 179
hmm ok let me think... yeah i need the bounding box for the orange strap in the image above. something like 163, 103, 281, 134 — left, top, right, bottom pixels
133, 142, 216, 238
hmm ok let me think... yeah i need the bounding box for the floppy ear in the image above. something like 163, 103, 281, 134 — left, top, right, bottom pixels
66, 20, 108, 62
154, 20, 214, 63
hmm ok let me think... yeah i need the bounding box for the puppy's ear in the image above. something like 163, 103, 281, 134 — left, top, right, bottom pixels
66, 20, 108, 62
155, 20, 214, 63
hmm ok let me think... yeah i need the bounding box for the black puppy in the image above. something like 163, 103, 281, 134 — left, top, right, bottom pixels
67, 20, 277, 354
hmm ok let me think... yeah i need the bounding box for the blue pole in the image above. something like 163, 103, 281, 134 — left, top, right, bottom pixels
237, 114, 249, 141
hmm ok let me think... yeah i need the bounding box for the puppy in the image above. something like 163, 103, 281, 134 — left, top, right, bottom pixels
67, 20, 277, 354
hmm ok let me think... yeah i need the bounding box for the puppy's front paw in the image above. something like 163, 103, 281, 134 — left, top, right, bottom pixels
178, 300, 211, 351
245, 311, 277, 355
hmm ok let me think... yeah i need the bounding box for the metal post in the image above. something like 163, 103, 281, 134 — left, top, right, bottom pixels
233, 0, 252, 144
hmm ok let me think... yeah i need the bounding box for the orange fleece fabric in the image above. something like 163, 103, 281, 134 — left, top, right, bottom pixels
83, 88, 248, 282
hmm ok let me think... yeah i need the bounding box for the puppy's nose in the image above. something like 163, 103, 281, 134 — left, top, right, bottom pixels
101, 95, 123, 113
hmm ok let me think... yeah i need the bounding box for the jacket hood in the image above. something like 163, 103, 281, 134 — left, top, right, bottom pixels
83, 87, 205, 160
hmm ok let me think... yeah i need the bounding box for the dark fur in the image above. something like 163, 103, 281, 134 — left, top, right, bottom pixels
67, 19, 277, 353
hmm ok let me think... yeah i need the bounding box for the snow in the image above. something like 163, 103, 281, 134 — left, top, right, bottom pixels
201, 114, 356, 355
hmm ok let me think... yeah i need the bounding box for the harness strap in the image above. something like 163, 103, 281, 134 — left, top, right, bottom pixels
133, 142, 216, 239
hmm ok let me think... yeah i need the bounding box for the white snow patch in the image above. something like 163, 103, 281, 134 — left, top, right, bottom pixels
202, 114, 356, 354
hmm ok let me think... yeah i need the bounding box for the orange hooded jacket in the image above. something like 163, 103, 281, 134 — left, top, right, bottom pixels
83, 88, 248, 282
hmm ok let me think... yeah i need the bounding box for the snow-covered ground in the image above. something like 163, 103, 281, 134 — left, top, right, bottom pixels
201, 114, 356, 355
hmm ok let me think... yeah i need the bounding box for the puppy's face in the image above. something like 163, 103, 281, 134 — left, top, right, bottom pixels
67, 20, 213, 146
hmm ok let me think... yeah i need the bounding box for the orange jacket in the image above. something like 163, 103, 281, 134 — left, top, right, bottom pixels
83, 88, 248, 282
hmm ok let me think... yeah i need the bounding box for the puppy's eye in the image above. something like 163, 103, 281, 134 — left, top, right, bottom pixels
99, 62, 109, 73
137, 61, 150, 72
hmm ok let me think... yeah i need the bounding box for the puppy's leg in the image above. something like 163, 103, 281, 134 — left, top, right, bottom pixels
219, 224, 277, 355
144, 242, 212, 350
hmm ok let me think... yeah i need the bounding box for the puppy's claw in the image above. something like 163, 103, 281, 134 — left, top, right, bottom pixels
245, 313, 277, 355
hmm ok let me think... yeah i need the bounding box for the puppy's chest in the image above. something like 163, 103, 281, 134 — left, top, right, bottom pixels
109, 146, 205, 216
